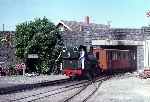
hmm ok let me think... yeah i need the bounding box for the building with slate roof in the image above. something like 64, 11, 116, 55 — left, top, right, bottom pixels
57, 16, 110, 32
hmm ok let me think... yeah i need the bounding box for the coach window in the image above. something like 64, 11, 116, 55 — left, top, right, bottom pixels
126, 52, 129, 60
123, 52, 128, 60
96, 52, 99, 59
122, 52, 126, 59
117, 52, 120, 60
120, 52, 124, 60
116, 52, 118, 60
109, 51, 112, 60
112, 52, 114, 60
112, 51, 116, 60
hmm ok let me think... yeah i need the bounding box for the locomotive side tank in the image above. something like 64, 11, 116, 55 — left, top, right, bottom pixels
62, 47, 82, 77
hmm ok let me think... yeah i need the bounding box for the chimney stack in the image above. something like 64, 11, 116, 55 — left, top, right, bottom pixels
85, 16, 89, 25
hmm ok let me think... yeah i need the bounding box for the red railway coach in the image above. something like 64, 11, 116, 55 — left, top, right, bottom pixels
93, 48, 137, 73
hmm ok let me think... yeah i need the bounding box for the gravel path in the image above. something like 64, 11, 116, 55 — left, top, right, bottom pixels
88, 76, 150, 102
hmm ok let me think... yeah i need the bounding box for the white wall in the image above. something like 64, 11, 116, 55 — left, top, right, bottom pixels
144, 40, 150, 68
92, 40, 143, 46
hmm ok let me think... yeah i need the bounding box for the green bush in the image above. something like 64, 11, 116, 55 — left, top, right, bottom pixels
15, 17, 63, 74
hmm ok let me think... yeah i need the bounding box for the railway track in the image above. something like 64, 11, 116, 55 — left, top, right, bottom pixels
62, 75, 112, 102
9, 75, 114, 102
9, 80, 89, 102
0, 78, 71, 95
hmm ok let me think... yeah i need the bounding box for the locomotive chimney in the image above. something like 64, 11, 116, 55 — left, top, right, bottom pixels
85, 16, 90, 25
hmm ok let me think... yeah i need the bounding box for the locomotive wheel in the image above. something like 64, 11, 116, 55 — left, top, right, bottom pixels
69, 76, 82, 80
69, 76, 74, 80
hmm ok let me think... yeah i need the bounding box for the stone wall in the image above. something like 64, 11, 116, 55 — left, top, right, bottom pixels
137, 46, 144, 70
0, 31, 15, 68
92, 28, 143, 41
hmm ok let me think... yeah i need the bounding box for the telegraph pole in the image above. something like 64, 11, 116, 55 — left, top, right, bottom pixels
3, 24, 4, 32
2, 24, 5, 36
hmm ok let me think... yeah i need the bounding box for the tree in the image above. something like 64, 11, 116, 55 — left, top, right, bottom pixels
15, 17, 63, 74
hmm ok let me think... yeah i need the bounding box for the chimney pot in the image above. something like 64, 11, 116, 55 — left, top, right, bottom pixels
80, 25, 83, 31
85, 16, 89, 25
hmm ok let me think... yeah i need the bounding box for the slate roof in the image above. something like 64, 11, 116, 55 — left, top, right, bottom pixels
0, 31, 15, 37
59, 20, 110, 32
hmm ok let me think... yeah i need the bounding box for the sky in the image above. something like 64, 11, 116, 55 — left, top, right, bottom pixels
0, 0, 150, 31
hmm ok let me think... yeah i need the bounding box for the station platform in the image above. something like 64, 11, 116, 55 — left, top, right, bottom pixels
0, 74, 69, 94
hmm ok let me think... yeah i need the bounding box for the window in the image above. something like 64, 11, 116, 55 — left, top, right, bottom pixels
96, 52, 99, 59
122, 52, 128, 60
59, 27, 64, 31
111, 51, 120, 60
118, 52, 121, 60
112, 52, 115, 60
